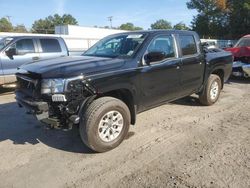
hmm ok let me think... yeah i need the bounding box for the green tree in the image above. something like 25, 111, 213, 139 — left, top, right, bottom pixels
151, 19, 172, 30
227, 0, 250, 38
32, 14, 78, 34
0, 17, 13, 32
119, 23, 143, 31
187, 0, 228, 39
173, 22, 190, 30
13, 24, 28, 33
187, 0, 250, 39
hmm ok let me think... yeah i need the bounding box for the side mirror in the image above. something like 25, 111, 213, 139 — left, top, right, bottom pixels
5, 48, 17, 58
144, 51, 166, 64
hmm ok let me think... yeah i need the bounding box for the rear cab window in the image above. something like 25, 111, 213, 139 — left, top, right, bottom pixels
39, 39, 62, 53
179, 35, 197, 56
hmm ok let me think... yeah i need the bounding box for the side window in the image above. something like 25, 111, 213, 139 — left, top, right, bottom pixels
15, 39, 35, 54
179, 35, 197, 56
147, 35, 175, 59
40, 39, 62, 53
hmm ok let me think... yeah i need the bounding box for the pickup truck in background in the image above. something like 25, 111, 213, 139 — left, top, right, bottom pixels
15, 30, 233, 152
225, 35, 250, 78
0, 36, 70, 86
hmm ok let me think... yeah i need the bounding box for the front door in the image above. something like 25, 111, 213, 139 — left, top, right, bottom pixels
1, 39, 39, 83
139, 35, 182, 108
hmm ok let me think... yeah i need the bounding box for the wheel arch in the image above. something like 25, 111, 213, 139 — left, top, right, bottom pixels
211, 68, 224, 89
99, 88, 136, 125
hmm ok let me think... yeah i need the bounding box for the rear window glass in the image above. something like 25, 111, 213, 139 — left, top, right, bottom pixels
179, 35, 197, 56
235, 38, 250, 47
40, 39, 62, 53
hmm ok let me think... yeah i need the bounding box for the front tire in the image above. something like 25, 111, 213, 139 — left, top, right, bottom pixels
79, 97, 131, 152
199, 74, 222, 106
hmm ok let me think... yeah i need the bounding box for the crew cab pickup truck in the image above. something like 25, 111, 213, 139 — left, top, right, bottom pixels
0, 36, 68, 86
15, 30, 233, 152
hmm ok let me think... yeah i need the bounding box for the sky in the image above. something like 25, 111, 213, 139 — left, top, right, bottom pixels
0, 0, 197, 29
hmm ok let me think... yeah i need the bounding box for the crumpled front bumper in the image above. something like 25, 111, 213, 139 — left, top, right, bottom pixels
15, 91, 49, 120
232, 61, 250, 77
15, 91, 80, 128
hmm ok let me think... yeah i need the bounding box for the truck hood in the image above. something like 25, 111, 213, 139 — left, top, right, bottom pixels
19, 56, 126, 78
225, 47, 250, 58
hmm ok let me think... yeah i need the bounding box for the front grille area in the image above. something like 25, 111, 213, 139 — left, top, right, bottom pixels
232, 67, 243, 72
16, 74, 40, 98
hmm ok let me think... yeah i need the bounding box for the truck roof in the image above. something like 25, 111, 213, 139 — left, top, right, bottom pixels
117, 29, 197, 35
106, 30, 199, 39
1, 35, 62, 40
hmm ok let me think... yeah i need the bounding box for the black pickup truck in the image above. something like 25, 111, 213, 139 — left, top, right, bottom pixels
15, 30, 233, 152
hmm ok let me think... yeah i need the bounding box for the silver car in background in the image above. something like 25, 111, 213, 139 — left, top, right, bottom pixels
0, 36, 69, 87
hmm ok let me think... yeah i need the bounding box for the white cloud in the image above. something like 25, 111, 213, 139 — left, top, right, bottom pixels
54, 0, 67, 15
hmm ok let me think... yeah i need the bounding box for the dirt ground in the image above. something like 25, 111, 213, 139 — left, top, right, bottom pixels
0, 78, 249, 188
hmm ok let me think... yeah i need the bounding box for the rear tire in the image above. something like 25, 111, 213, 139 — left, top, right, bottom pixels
79, 97, 130, 152
199, 74, 222, 106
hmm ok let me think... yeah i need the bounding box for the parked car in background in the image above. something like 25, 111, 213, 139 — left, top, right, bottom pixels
200, 39, 235, 49
0, 36, 71, 87
225, 35, 250, 78
15, 30, 233, 152
201, 41, 218, 49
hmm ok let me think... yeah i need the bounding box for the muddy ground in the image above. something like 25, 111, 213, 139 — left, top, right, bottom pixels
0, 78, 249, 188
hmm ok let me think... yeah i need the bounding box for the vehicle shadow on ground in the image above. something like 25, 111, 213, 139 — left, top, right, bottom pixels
171, 96, 202, 107
173, 77, 250, 107
227, 77, 250, 84
0, 88, 14, 95
0, 102, 94, 154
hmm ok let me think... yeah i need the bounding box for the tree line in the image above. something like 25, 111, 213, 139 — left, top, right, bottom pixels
187, 0, 250, 39
0, 14, 190, 34
0, 0, 249, 39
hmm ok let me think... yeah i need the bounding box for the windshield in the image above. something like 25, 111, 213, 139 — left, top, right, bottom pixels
0, 37, 14, 50
235, 37, 250, 47
83, 33, 147, 58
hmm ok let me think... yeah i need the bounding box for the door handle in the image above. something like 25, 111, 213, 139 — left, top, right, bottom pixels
32, 56, 39, 61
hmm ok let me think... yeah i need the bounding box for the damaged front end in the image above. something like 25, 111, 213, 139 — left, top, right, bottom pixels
15, 74, 96, 129
225, 36, 250, 78
231, 60, 250, 78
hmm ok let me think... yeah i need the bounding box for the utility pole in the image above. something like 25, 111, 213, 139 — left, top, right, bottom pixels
107, 16, 113, 29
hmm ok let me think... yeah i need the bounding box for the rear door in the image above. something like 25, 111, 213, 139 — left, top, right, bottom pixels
178, 35, 205, 96
37, 38, 68, 60
1, 38, 39, 83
